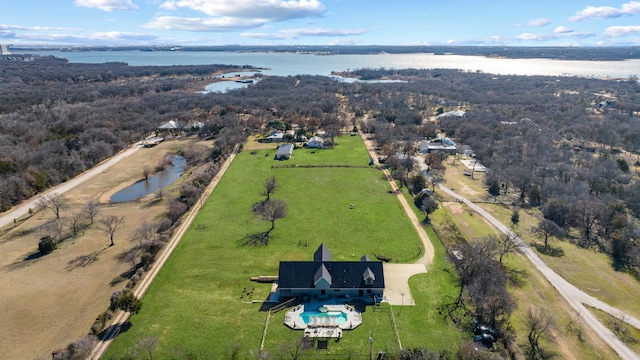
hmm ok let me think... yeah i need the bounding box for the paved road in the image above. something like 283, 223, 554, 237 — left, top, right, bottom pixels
437, 184, 640, 360
0, 146, 141, 229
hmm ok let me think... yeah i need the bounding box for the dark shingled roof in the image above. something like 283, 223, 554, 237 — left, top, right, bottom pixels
278, 261, 384, 290
314, 243, 332, 262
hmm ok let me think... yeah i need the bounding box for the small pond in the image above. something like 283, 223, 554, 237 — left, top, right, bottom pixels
110, 155, 186, 203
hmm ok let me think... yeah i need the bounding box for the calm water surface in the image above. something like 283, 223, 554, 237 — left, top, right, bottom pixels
110, 156, 186, 203
30, 51, 640, 79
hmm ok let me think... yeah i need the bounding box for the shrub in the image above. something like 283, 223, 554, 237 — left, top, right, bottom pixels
38, 235, 57, 254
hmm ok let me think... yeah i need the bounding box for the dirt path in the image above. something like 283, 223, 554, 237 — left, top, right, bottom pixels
360, 133, 434, 306
90, 145, 239, 360
437, 184, 640, 360
0, 146, 140, 229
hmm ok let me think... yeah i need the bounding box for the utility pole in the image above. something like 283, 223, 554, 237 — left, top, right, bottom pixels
369, 330, 373, 360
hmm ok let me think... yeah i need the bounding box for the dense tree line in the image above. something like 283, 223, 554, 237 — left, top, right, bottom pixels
13, 45, 640, 60
345, 68, 640, 277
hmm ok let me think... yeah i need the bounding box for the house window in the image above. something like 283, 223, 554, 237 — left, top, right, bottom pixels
367, 290, 371, 294
321, 290, 326, 295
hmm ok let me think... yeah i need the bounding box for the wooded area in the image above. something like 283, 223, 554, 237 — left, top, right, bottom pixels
2, 56, 638, 278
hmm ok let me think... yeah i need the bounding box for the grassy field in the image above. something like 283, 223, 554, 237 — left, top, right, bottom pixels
104, 135, 463, 358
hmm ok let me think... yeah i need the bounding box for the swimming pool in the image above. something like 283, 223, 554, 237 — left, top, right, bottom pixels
300, 310, 348, 325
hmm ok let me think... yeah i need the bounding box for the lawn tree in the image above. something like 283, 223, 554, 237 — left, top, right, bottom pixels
99, 215, 125, 247
532, 219, 565, 251
134, 337, 158, 360
261, 175, 278, 202
419, 196, 439, 224
37, 193, 67, 219
247, 199, 288, 246
500, 233, 519, 264
429, 171, 444, 192
83, 199, 99, 225
525, 307, 555, 359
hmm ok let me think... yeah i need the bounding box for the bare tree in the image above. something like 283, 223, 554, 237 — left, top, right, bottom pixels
68, 211, 86, 236
496, 233, 520, 264
261, 175, 278, 202
532, 219, 566, 251
83, 199, 100, 225
43, 219, 66, 244
132, 222, 157, 246
135, 336, 159, 360
246, 199, 288, 246
526, 307, 555, 359
37, 193, 67, 219
143, 165, 151, 181
99, 215, 125, 247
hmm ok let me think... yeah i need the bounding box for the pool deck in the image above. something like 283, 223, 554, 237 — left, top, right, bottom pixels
284, 303, 362, 334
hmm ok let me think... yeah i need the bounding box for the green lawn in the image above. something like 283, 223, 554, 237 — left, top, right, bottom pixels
104, 136, 462, 359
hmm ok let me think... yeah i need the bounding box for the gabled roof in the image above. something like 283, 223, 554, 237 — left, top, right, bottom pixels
314, 264, 332, 287
276, 144, 294, 157
437, 109, 466, 118
278, 261, 385, 290
159, 120, 179, 129
314, 243, 332, 262
360, 255, 371, 262
363, 267, 376, 282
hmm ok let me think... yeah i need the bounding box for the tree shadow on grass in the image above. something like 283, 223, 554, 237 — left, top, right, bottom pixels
4, 250, 48, 271
506, 267, 528, 288
242, 232, 271, 246
98, 321, 132, 341
110, 268, 137, 287
532, 243, 565, 257
66, 247, 109, 271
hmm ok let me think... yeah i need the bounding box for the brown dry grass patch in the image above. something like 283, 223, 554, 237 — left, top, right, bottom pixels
0, 139, 196, 359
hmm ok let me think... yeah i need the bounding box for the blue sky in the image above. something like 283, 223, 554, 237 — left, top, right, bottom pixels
1, 0, 640, 46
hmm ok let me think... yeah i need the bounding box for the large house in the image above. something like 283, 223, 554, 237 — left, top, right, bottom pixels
277, 244, 385, 303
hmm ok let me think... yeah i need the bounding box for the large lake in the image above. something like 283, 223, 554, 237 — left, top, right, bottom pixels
30, 50, 639, 79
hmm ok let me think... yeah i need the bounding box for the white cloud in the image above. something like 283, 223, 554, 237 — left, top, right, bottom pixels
144, 16, 266, 31
241, 27, 365, 40
554, 26, 572, 34
569, 1, 640, 21
603, 25, 640, 37
159, 0, 324, 21
527, 18, 550, 27
74, 0, 139, 11
6, 30, 157, 45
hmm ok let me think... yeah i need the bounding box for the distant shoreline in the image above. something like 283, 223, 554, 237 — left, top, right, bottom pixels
9, 45, 640, 61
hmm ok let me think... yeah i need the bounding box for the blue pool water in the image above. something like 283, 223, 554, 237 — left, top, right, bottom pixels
300, 311, 348, 325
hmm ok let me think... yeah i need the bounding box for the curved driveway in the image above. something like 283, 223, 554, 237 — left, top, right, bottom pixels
438, 184, 640, 360
360, 133, 434, 306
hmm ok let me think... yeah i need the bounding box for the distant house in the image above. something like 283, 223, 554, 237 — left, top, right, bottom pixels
437, 109, 466, 118
158, 120, 179, 130
307, 136, 324, 148
277, 244, 385, 303
418, 137, 457, 154
267, 131, 284, 143
275, 144, 294, 160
